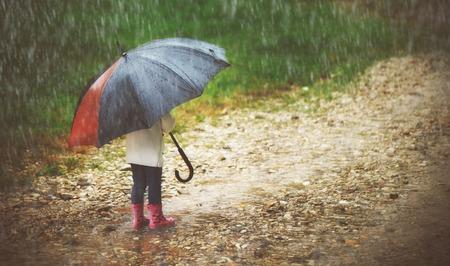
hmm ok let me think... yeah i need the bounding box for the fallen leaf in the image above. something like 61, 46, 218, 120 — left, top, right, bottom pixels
345, 239, 358, 245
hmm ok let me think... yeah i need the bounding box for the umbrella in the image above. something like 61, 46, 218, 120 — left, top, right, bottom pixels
68, 38, 230, 182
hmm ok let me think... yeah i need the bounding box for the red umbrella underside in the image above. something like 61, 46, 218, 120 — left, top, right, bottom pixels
68, 58, 123, 148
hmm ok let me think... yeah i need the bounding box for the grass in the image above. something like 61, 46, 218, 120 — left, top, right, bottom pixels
1, 0, 449, 189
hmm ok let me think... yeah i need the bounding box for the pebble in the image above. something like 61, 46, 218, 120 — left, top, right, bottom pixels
1, 53, 449, 265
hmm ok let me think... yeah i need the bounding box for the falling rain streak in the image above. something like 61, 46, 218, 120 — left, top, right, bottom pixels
0, 0, 449, 264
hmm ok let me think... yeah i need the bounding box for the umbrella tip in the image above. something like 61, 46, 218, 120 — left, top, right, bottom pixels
116, 41, 126, 57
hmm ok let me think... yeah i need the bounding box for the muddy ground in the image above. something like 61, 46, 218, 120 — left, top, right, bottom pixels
0, 52, 449, 265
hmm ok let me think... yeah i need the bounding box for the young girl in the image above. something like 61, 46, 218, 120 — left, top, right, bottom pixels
126, 112, 176, 229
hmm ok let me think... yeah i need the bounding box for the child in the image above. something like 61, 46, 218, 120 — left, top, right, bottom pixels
126, 112, 176, 229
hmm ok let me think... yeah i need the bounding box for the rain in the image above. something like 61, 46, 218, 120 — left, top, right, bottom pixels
1, 0, 450, 264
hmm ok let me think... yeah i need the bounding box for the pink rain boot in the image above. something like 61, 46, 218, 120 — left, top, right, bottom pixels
131, 203, 149, 228
147, 204, 175, 229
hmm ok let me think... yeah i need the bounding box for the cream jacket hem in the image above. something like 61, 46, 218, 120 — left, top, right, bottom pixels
126, 113, 175, 167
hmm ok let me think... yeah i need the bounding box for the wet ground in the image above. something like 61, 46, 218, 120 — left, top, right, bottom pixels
1, 52, 449, 265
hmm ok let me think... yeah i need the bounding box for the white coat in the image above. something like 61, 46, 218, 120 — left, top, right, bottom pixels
126, 113, 175, 167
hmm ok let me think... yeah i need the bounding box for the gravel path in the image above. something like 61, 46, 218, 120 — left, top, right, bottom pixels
1, 52, 449, 265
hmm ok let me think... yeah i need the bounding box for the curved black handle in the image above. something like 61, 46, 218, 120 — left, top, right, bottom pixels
169, 132, 194, 183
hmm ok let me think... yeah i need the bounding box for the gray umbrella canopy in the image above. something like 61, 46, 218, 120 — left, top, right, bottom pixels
69, 38, 230, 148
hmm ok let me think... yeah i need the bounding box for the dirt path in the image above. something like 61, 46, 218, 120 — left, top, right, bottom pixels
1, 52, 449, 265
317, 54, 450, 265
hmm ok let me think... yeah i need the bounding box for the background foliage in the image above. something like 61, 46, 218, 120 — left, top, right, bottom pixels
1, 0, 449, 184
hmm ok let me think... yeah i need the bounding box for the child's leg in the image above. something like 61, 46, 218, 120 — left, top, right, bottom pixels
145, 166, 175, 229
145, 167, 162, 205
131, 164, 147, 204
130, 164, 150, 228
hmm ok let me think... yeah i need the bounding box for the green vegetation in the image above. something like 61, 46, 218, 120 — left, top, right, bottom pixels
1, 0, 449, 187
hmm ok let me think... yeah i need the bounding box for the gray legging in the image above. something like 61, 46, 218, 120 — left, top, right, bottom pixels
130, 164, 162, 205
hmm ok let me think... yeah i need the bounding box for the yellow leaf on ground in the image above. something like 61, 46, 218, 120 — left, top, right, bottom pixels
345, 239, 358, 245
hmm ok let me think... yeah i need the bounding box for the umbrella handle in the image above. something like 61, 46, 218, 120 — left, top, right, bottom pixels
169, 132, 194, 183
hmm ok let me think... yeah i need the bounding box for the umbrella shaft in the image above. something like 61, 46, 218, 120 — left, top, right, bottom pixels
169, 132, 181, 149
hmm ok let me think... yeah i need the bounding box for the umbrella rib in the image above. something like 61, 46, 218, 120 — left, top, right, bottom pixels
174, 45, 229, 65
126, 58, 180, 130
138, 44, 229, 67
126, 73, 154, 129
138, 56, 198, 93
